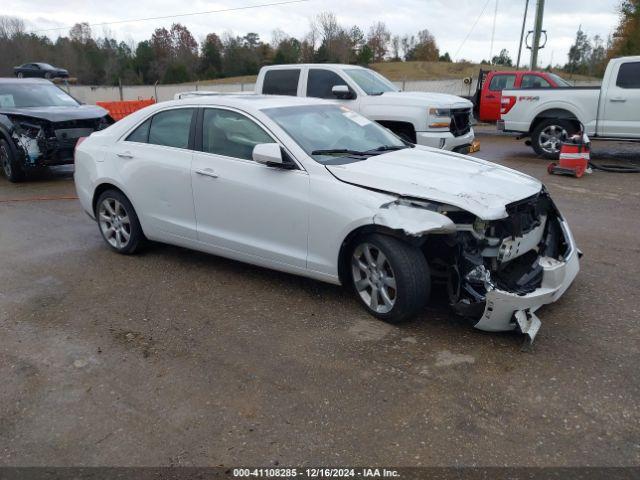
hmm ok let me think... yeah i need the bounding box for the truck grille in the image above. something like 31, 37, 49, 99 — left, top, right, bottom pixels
450, 108, 471, 137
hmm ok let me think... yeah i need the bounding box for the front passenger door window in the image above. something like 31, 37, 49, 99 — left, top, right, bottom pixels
307, 69, 351, 99
202, 109, 273, 160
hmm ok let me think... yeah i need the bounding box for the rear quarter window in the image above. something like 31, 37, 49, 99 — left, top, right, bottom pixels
262, 69, 300, 96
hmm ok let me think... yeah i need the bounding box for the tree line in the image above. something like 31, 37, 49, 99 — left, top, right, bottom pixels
0, 12, 448, 85
1, 2, 638, 86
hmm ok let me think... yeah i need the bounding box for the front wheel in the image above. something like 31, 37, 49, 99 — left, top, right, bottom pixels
17, 72, 24, 78
95, 190, 145, 254
531, 119, 577, 159
0, 139, 26, 182
350, 234, 430, 323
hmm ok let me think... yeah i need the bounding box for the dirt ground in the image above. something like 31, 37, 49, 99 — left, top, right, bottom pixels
0, 130, 638, 467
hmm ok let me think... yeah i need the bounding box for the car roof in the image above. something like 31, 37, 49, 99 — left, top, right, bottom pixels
168, 94, 334, 111
0, 77, 52, 85
262, 63, 367, 70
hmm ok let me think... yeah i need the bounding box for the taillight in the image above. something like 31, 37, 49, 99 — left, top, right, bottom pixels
500, 95, 516, 116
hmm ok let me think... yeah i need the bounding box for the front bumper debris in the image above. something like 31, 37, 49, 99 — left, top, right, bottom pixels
472, 220, 580, 343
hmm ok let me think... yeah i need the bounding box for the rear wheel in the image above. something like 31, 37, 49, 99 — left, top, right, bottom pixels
0, 139, 26, 182
17, 72, 24, 78
96, 190, 144, 254
531, 118, 577, 159
350, 233, 430, 323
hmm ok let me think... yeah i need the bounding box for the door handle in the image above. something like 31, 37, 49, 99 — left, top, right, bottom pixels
195, 168, 218, 178
116, 151, 134, 159
610, 97, 627, 102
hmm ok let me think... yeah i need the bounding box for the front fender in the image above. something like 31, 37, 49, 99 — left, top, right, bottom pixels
373, 200, 456, 236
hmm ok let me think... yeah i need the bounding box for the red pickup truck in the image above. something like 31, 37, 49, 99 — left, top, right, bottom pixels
470, 70, 571, 122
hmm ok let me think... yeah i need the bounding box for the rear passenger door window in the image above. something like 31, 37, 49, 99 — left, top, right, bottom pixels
147, 108, 195, 149
521, 75, 551, 88
202, 109, 273, 161
488, 74, 516, 91
616, 62, 640, 88
262, 69, 300, 96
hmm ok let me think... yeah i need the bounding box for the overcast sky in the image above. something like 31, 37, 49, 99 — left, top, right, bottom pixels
8, 0, 622, 66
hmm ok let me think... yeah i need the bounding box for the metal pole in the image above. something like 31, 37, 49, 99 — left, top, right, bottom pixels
516, 0, 529, 69
489, 0, 499, 62
530, 0, 545, 70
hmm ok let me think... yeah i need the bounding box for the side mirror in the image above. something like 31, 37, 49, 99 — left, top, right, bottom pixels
332, 85, 353, 99
253, 143, 287, 166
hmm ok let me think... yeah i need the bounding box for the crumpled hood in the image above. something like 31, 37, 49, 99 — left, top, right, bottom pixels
376, 91, 472, 109
325, 148, 542, 220
0, 104, 109, 122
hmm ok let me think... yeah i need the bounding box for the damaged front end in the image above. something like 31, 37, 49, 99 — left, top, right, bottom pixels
422, 189, 580, 343
5, 115, 111, 168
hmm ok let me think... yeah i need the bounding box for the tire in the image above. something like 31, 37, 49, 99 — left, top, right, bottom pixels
0, 139, 26, 182
393, 126, 416, 144
349, 233, 430, 323
531, 118, 578, 159
95, 190, 145, 254
44, 72, 52, 80
17, 72, 24, 78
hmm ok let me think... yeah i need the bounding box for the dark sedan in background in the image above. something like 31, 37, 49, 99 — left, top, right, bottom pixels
0, 78, 111, 182
13, 63, 69, 80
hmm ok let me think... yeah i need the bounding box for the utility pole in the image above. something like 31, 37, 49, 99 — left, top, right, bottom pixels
530, 0, 545, 70
516, 0, 529, 69
489, 0, 499, 62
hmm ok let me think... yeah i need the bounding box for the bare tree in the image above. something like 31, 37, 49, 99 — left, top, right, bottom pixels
0, 15, 25, 39
367, 21, 391, 62
391, 35, 401, 61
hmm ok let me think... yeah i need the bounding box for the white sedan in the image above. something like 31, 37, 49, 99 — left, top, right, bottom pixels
74, 95, 580, 342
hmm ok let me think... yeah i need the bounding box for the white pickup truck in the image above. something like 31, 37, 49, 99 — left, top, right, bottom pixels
498, 56, 640, 158
255, 64, 476, 153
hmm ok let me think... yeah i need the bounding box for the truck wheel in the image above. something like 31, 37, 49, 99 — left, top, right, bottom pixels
531, 119, 577, 159
95, 190, 145, 254
0, 139, 26, 182
350, 233, 430, 323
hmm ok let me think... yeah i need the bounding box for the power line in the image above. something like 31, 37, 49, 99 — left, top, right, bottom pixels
29, 0, 311, 34
453, 0, 492, 61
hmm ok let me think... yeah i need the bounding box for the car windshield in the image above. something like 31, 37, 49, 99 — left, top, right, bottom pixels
548, 73, 571, 87
344, 69, 398, 95
262, 104, 408, 163
37, 63, 54, 69
0, 84, 79, 108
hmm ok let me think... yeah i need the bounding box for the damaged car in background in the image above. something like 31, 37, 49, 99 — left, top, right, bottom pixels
0, 78, 112, 182
74, 96, 580, 343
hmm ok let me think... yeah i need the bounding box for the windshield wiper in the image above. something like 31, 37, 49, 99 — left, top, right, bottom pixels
311, 148, 372, 156
364, 145, 411, 153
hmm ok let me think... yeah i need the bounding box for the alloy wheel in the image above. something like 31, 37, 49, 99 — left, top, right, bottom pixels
351, 242, 397, 314
98, 198, 131, 249
539, 124, 569, 154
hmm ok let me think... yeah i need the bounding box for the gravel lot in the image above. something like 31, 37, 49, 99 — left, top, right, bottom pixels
0, 130, 638, 467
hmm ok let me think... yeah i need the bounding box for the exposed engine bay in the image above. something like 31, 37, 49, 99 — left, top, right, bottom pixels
7, 115, 111, 167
